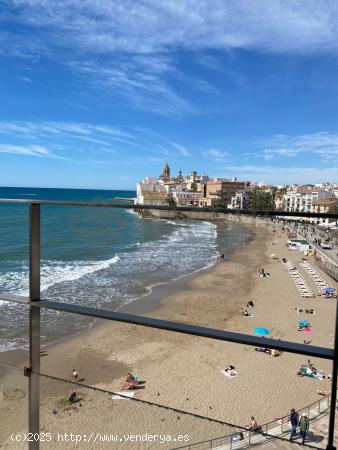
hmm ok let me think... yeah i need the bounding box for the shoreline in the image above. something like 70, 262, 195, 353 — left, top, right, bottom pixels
0, 220, 252, 367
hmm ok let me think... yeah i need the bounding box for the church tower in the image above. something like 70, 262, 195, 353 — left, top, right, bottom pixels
160, 162, 170, 180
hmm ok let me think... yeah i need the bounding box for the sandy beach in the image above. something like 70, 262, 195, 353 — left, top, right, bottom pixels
0, 218, 337, 449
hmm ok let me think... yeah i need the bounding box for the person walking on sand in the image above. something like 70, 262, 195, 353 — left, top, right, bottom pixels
299, 414, 309, 444
289, 408, 299, 441
72, 369, 78, 382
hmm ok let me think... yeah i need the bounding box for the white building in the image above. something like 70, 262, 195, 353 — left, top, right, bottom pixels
283, 189, 334, 213
173, 190, 206, 207
136, 177, 167, 206
311, 199, 338, 227
228, 190, 252, 209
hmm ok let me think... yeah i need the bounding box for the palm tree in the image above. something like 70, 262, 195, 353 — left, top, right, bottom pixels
270, 186, 279, 210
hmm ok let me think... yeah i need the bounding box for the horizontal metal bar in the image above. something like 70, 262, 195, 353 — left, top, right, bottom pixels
21, 299, 333, 360
0, 294, 333, 359
0, 198, 337, 218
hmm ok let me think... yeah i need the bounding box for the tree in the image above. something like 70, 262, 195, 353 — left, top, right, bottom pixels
270, 186, 287, 210
215, 189, 226, 207
328, 203, 338, 228
166, 192, 177, 207
270, 186, 279, 210
328, 204, 338, 214
191, 182, 198, 192
251, 190, 274, 211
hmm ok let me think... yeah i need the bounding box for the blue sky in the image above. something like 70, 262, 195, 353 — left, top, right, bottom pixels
1, 0, 338, 189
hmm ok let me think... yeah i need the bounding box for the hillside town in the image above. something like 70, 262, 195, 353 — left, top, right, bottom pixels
135, 163, 338, 228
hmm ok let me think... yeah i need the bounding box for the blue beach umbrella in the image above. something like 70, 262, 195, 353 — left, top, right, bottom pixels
324, 287, 335, 293
298, 320, 309, 327
253, 327, 270, 336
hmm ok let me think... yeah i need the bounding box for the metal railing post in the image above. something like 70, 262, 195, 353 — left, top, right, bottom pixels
28, 204, 41, 450
327, 290, 338, 450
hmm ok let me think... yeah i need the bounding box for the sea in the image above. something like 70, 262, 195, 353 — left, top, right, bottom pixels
0, 187, 251, 352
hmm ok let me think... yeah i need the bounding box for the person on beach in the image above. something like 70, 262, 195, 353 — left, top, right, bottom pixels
247, 300, 254, 308
240, 307, 250, 316
289, 408, 299, 441
224, 365, 236, 376
72, 369, 78, 382
299, 415, 309, 444
307, 360, 314, 370
245, 416, 258, 431
68, 391, 78, 403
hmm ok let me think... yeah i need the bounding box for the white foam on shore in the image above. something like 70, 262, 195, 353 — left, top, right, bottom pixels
0, 255, 120, 297
0, 219, 224, 352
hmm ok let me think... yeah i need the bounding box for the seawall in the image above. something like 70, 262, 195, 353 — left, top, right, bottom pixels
140, 207, 258, 224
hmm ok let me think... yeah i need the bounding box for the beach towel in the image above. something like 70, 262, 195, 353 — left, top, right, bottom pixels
298, 367, 321, 381
298, 326, 313, 334
221, 369, 238, 378
112, 391, 135, 400
304, 326, 313, 334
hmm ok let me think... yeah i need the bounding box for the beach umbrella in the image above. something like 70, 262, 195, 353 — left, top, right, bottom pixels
324, 287, 335, 293
298, 320, 309, 327
253, 327, 270, 336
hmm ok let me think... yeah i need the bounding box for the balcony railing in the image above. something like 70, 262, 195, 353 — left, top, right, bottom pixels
0, 200, 338, 450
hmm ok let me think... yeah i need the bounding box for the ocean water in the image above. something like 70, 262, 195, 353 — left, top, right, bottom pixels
0, 187, 250, 351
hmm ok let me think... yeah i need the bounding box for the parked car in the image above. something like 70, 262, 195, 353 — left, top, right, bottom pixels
321, 242, 333, 249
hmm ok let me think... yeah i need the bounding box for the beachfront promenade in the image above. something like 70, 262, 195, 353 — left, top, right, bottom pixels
174, 393, 332, 449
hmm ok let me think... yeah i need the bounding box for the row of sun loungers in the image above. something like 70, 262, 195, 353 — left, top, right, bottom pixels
282, 260, 315, 298
299, 260, 330, 294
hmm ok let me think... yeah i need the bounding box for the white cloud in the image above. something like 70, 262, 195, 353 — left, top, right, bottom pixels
253, 132, 338, 162
0, 144, 49, 156
4, 0, 338, 113
222, 164, 338, 185
0, 120, 191, 164
19, 76, 32, 82
6, 1, 338, 55
0, 121, 135, 144
171, 142, 191, 157
203, 148, 229, 161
